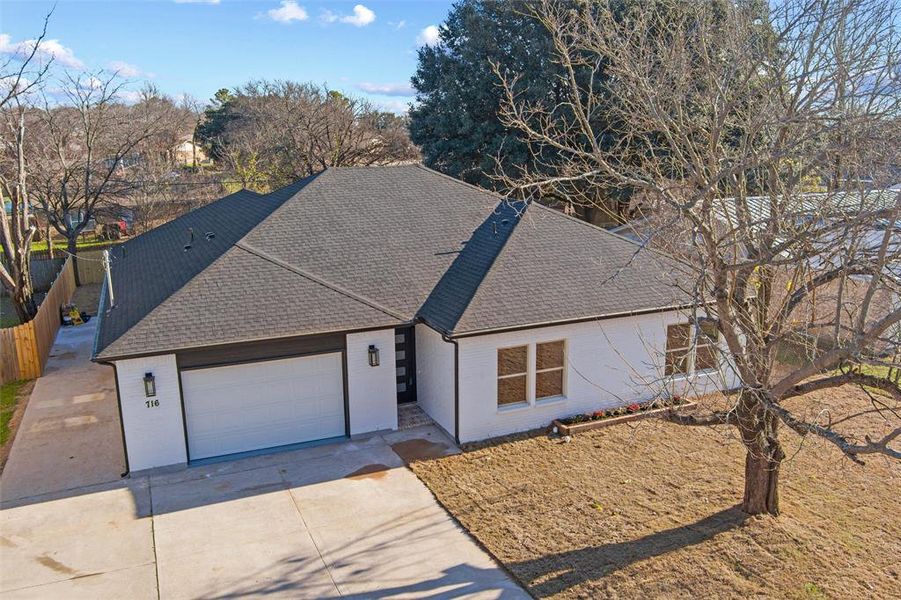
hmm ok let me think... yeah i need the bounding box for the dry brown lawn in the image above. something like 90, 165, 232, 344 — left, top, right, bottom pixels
409, 386, 901, 599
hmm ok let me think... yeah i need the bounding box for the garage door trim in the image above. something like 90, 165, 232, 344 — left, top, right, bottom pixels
176, 349, 350, 463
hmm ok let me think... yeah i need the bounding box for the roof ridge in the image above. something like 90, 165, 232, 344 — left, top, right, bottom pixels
435, 200, 527, 335
96, 188, 298, 359
234, 240, 409, 322
413, 164, 511, 203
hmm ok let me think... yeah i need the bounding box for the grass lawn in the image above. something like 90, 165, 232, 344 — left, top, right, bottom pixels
409, 385, 900, 599
31, 236, 120, 253
1, 381, 26, 446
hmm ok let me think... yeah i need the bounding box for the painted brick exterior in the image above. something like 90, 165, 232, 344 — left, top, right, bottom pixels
115, 354, 187, 472
414, 324, 455, 436
346, 329, 398, 434
456, 311, 738, 442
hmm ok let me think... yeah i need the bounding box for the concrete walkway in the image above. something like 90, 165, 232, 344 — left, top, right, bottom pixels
0, 321, 125, 503
0, 324, 525, 598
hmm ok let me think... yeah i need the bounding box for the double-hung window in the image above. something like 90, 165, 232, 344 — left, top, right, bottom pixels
665, 320, 720, 376
535, 341, 565, 399
497, 340, 567, 407
497, 346, 528, 406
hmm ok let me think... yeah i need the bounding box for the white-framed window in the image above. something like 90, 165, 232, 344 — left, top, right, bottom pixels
665, 320, 720, 376
535, 340, 565, 399
497, 345, 529, 406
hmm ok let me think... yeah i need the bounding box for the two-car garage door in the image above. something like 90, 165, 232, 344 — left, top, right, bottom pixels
181, 353, 346, 461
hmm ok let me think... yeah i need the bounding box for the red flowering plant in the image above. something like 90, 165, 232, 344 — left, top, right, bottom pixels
627, 403, 641, 413
592, 410, 606, 419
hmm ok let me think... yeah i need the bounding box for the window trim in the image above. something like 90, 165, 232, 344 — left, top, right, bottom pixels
535, 340, 567, 400
496, 344, 530, 407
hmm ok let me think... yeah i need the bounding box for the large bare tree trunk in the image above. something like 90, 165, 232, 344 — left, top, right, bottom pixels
10, 267, 36, 323
68, 237, 81, 286
739, 400, 784, 515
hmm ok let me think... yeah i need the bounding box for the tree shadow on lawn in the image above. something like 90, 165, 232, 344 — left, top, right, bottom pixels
513, 506, 750, 597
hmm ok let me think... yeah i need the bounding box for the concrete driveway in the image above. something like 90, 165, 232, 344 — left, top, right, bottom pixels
1, 321, 126, 502
0, 323, 525, 599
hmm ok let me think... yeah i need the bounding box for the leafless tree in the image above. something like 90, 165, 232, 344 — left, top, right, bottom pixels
26, 72, 178, 284
213, 81, 418, 190
495, 0, 900, 515
0, 11, 53, 321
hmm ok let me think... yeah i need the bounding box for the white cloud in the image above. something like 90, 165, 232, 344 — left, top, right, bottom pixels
321, 5, 375, 27
416, 25, 440, 47
390, 20, 407, 30
0, 33, 84, 69
373, 98, 411, 115
267, 1, 309, 23
115, 89, 144, 104
356, 82, 414, 97
108, 60, 143, 78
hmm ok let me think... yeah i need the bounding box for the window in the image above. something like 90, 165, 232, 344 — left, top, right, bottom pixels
665, 324, 692, 375
665, 321, 719, 375
497, 346, 528, 406
535, 341, 565, 399
695, 320, 720, 371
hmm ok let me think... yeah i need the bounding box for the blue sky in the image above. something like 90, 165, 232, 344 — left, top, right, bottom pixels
1, 0, 453, 112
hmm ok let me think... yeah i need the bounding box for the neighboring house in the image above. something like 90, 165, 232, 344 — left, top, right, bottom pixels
173, 138, 207, 167
92, 165, 737, 473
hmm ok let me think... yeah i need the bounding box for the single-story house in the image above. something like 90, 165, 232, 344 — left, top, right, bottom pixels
93, 165, 737, 473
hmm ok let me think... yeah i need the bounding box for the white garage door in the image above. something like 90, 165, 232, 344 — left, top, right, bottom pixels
182, 353, 345, 460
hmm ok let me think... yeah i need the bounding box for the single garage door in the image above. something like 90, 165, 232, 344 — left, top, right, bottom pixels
182, 353, 345, 460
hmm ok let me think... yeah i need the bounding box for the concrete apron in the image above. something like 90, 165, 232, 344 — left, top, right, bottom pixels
1, 425, 527, 599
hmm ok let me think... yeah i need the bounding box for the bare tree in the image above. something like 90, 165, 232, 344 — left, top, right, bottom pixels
495, 0, 900, 515
209, 81, 419, 190
27, 72, 177, 284
0, 12, 53, 321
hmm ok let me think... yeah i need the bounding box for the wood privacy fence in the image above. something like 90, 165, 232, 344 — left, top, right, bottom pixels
0, 258, 76, 384
30, 247, 113, 285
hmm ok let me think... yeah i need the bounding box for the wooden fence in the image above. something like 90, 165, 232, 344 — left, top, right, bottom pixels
30, 246, 114, 285
0, 257, 76, 384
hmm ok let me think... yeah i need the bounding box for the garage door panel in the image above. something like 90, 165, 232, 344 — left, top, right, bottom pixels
182, 353, 345, 460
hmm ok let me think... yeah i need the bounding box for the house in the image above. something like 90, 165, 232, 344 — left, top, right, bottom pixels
92, 165, 738, 473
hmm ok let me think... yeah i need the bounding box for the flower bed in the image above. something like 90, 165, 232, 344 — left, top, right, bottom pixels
552, 397, 694, 436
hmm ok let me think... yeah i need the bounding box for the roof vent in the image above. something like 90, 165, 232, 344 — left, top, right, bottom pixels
205, 231, 215, 241
183, 227, 194, 252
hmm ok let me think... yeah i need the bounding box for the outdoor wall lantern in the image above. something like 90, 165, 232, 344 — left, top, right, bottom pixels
368, 345, 380, 367
143, 372, 156, 397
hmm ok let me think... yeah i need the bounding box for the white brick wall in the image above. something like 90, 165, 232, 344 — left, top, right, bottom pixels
414, 324, 455, 436
346, 329, 398, 434
115, 354, 187, 472
456, 310, 739, 442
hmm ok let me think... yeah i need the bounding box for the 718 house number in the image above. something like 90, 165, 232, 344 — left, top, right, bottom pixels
145, 399, 160, 408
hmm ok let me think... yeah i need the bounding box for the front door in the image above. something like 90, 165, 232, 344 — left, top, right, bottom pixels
395, 327, 417, 404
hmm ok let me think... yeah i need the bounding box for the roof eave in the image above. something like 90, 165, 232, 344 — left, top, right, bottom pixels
446, 301, 703, 339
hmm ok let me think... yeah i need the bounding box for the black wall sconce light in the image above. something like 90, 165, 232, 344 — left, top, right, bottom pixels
368, 345, 380, 367
143, 372, 156, 397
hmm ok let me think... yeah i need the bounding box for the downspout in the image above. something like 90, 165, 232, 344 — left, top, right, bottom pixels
442, 333, 460, 445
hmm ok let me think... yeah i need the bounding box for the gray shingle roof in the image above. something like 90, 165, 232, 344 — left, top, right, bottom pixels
94, 165, 690, 360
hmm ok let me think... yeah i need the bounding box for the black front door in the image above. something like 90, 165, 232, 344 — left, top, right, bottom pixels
395, 327, 417, 404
